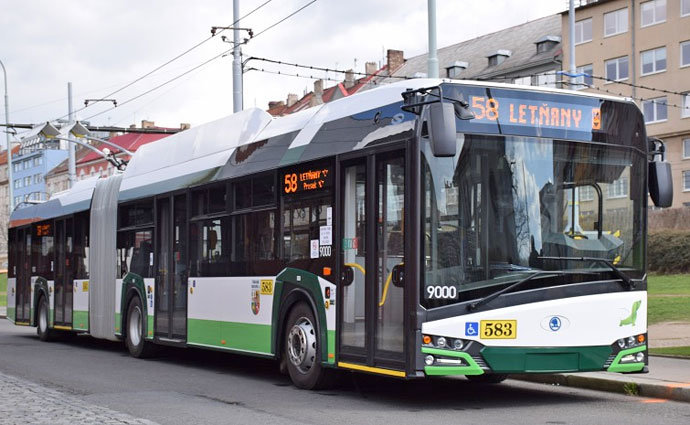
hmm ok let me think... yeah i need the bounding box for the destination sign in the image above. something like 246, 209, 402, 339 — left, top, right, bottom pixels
34, 223, 52, 237
282, 164, 333, 195
442, 85, 621, 142
467, 95, 602, 132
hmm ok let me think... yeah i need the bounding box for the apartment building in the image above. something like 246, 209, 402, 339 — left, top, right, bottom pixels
562, 0, 690, 208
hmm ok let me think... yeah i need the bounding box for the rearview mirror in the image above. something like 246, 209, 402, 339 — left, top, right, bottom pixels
341, 266, 354, 286
428, 102, 457, 157
649, 161, 673, 208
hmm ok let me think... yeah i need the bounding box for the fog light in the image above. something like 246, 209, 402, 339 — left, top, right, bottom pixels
437, 337, 447, 348
621, 354, 635, 363
617, 339, 626, 349
635, 352, 645, 362
453, 339, 464, 350
425, 355, 435, 366
627, 336, 635, 346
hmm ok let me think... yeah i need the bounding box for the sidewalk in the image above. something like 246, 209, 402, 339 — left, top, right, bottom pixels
515, 356, 690, 403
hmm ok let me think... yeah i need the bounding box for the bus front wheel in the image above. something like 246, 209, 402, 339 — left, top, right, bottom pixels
125, 297, 156, 358
284, 302, 331, 390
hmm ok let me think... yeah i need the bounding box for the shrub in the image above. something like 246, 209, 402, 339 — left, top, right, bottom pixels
648, 231, 690, 274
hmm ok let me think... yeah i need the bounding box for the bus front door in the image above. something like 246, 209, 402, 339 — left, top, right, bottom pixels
154, 194, 188, 341
339, 151, 407, 373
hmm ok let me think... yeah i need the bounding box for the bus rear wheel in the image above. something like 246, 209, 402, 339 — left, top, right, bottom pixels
284, 302, 331, 390
125, 297, 156, 358
36, 296, 54, 342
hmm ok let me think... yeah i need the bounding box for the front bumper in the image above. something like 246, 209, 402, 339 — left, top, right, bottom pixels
421, 341, 647, 376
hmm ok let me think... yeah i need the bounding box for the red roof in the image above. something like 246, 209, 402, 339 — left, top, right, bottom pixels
78, 133, 170, 164
268, 65, 387, 117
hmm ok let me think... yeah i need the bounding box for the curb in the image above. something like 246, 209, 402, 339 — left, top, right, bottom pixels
513, 374, 690, 403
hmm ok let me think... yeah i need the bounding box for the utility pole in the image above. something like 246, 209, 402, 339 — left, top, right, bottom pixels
233, 0, 243, 113
569, 0, 576, 89
1, 59, 14, 214
68, 82, 76, 188
427, 0, 439, 78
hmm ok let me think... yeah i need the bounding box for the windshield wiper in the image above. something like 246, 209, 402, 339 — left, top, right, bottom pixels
468, 271, 567, 311
538, 256, 635, 290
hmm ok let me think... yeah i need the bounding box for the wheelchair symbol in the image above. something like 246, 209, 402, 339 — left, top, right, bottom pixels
465, 322, 479, 337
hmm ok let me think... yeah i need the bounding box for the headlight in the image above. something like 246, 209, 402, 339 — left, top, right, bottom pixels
635, 352, 645, 362
425, 355, 435, 366
436, 337, 447, 348
617, 339, 626, 349
453, 339, 464, 350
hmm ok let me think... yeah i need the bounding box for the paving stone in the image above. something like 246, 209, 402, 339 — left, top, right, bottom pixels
0, 371, 158, 425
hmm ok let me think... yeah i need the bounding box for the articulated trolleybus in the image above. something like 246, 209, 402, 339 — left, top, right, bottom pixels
7, 79, 673, 389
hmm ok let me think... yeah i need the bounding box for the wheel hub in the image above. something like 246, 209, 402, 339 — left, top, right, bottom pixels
129, 305, 142, 347
287, 317, 316, 373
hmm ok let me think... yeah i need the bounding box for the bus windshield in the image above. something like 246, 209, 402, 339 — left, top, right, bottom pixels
421, 134, 646, 309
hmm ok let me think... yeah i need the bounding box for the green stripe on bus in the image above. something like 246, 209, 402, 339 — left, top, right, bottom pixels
188, 319, 272, 354
606, 345, 646, 373
7, 307, 15, 321
73, 310, 89, 331
328, 330, 335, 364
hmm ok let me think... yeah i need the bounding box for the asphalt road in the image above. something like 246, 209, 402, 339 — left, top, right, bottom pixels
1, 320, 689, 425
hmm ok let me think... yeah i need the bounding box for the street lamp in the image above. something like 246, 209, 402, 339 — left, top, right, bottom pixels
1, 58, 14, 214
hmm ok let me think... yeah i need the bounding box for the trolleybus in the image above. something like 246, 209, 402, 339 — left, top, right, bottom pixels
6, 79, 673, 389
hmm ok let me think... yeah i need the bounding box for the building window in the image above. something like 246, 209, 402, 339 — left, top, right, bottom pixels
641, 0, 666, 27
683, 139, 690, 158
608, 177, 629, 198
684, 171, 690, 191
682, 41, 690, 67
13, 179, 21, 189
13, 163, 20, 172
23, 176, 31, 187
574, 18, 592, 44
513, 76, 532, 86
22, 160, 30, 170
604, 8, 628, 36
487, 51, 510, 67
579, 185, 595, 201
683, 93, 690, 118
446, 61, 468, 79
605, 56, 629, 81
683, 0, 690, 17
574, 64, 593, 89
642, 97, 668, 123
33, 174, 42, 184
33, 156, 42, 167
641, 47, 667, 75
537, 73, 557, 88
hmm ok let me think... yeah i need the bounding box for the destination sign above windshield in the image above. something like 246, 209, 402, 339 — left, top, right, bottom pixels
442, 85, 628, 142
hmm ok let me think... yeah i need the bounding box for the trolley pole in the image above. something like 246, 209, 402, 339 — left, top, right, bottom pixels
427, 0, 439, 78
1, 59, 14, 214
68, 82, 76, 188
232, 0, 243, 113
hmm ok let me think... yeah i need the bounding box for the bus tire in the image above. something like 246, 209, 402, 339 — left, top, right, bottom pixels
36, 296, 54, 342
284, 302, 331, 390
466, 373, 508, 384
125, 297, 156, 358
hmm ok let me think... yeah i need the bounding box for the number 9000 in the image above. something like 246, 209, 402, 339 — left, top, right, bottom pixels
426, 285, 458, 299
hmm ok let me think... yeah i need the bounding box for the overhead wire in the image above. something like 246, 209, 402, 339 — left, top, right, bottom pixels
83, 0, 318, 122
53, 0, 276, 122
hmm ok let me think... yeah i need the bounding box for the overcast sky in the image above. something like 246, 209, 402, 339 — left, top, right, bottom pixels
0, 0, 564, 135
